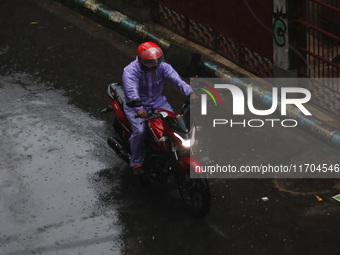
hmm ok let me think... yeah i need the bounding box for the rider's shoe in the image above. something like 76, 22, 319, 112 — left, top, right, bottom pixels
132, 165, 144, 176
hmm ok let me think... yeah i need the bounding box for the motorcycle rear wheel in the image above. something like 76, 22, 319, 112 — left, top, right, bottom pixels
177, 170, 211, 217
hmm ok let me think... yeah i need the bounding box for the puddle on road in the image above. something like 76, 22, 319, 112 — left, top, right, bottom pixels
0, 72, 123, 255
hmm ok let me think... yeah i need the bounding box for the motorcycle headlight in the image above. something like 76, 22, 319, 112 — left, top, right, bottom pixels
174, 126, 196, 148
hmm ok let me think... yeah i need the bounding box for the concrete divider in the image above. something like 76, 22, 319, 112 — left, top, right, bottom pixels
66, 0, 340, 151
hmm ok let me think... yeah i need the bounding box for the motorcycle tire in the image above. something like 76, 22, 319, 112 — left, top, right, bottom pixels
177, 170, 211, 218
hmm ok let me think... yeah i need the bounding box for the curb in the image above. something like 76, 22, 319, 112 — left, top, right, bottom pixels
67, 0, 340, 151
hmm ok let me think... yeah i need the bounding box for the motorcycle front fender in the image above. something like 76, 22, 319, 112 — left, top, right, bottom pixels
178, 155, 204, 174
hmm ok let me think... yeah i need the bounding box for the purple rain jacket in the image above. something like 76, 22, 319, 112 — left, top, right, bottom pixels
122, 58, 193, 111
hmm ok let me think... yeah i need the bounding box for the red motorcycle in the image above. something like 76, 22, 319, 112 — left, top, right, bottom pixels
102, 83, 211, 217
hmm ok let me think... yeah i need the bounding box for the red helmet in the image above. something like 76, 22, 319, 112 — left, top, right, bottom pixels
137, 42, 164, 68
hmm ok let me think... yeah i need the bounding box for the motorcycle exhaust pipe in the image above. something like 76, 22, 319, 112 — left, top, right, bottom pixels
108, 136, 131, 162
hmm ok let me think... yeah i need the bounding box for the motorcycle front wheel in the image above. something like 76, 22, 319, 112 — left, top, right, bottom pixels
177, 170, 211, 218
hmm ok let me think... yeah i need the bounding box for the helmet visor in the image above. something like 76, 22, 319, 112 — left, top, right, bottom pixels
139, 47, 164, 68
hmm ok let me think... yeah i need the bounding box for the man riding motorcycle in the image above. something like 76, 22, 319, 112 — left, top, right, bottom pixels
122, 42, 194, 175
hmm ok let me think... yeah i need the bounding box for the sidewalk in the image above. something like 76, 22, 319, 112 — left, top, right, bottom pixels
57, 0, 340, 151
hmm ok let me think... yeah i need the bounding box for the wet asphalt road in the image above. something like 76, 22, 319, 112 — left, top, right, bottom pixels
1, 0, 340, 254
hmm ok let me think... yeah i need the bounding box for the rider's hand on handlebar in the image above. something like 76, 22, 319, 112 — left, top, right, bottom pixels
137, 110, 148, 118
